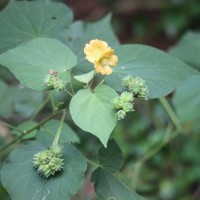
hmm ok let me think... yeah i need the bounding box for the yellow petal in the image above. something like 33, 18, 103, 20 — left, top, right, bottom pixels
84, 39, 109, 63
108, 55, 118, 66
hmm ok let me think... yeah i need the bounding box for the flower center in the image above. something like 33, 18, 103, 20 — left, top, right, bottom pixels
101, 58, 108, 66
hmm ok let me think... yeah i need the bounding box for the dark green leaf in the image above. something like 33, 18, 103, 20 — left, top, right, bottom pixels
99, 139, 123, 174
105, 45, 198, 98
1, 141, 87, 200
0, 85, 43, 118
169, 32, 200, 70
0, 0, 73, 53
172, 75, 200, 122
91, 168, 145, 200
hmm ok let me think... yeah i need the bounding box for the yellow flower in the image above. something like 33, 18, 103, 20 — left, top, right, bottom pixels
84, 39, 118, 75
84, 39, 109, 63
94, 49, 118, 75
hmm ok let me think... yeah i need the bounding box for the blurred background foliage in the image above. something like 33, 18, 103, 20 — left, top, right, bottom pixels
0, 0, 200, 200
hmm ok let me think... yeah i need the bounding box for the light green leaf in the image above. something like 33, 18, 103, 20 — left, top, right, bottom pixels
169, 32, 200, 70
172, 75, 200, 122
74, 70, 95, 83
0, 84, 43, 118
105, 45, 198, 98
1, 141, 87, 200
0, 38, 77, 90
12, 121, 38, 140
91, 168, 145, 200
69, 85, 117, 147
36, 119, 80, 147
99, 139, 123, 174
0, 0, 73, 53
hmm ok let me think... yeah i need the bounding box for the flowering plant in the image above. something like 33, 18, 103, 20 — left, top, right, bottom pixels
0, 1, 199, 200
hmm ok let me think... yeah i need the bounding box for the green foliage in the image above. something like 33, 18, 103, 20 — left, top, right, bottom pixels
0, 0, 199, 199
172, 75, 200, 122
106, 45, 198, 98
0, 81, 43, 118
70, 85, 117, 147
0, 0, 73, 53
1, 141, 87, 200
92, 140, 144, 200
0, 38, 77, 90
12, 120, 38, 139
169, 31, 200, 70
36, 119, 80, 147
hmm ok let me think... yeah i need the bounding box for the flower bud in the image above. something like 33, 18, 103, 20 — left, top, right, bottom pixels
123, 76, 149, 100
53, 79, 67, 92
122, 75, 133, 87
113, 96, 123, 109
33, 145, 64, 178
116, 110, 126, 120
122, 102, 134, 113
120, 91, 134, 102
43, 74, 56, 88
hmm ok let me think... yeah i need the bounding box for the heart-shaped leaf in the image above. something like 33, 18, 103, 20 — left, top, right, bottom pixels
69, 85, 117, 147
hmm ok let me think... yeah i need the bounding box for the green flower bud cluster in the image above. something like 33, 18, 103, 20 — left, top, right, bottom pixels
43, 69, 67, 92
113, 91, 134, 120
33, 144, 64, 178
122, 75, 149, 100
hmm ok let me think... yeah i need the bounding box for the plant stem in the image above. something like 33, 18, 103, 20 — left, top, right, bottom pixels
31, 94, 50, 120
0, 111, 59, 152
88, 71, 96, 90
159, 97, 182, 132
50, 91, 56, 112
65, 89, 73, 97
53, 109, 66, 145
95, 79, 105, 90
70, 81, 75, 95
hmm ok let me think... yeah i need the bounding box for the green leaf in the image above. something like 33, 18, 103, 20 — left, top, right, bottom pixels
0, 38, 77, 90
169, 32, 200, 70
69, 85, 117, 147
172, 75, 200, 122
91, 139, 145, 199
91, 168, 145, 200
105, 45, 199, 99
0, 84, 43, 118
36, 119, 80, 147
99, 139, 123, 174
74, 70, 95, 84
0, 80, 7, 98
0, 0, 73, 53
12, 121, 38, 140
1, 141, 87, 200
